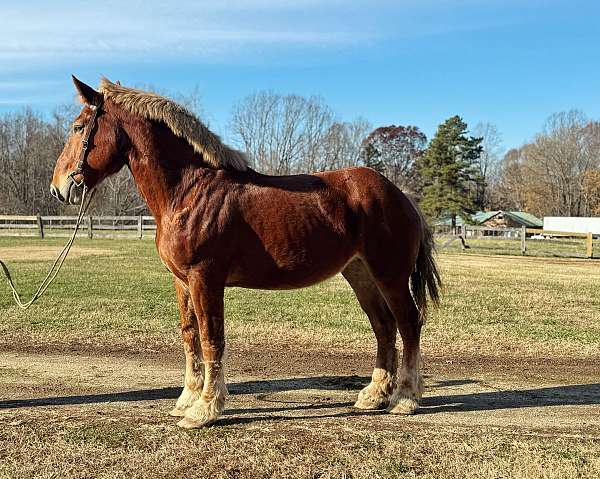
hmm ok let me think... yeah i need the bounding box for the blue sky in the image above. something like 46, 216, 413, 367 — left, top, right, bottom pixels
1, 0, 599, 150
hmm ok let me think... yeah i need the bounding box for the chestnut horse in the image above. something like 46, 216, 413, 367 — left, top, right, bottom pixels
51, 76, 440, 428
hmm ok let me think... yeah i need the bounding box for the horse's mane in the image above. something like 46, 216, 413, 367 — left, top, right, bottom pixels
99, 78, 247, 171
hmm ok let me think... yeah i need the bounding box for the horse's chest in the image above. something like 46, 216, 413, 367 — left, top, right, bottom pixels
155, 226, 193, 279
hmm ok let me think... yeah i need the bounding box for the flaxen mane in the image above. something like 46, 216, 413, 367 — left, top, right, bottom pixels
99, 78, 247, 171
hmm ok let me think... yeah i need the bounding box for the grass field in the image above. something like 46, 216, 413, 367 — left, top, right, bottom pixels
1, 236, 599, 478
2, 236, 599, 358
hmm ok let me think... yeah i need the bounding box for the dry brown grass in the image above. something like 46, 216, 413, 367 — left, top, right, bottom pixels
0, 245, 114, 262
1, 238, 600, 478
1, 419, 598, 479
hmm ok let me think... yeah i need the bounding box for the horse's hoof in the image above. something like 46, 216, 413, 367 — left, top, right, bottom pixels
387, 397, 418, 415
177, 416, 217, 429
176, 395, 223, 429
354, 394, 389, 410
169, 407, 187, 417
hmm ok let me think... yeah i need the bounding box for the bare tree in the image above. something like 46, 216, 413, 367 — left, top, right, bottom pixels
524, 111, 600, 216
230, 91, 337, 174
582, 169, 600, 215
0, 108, 69, 215
472, 122, 503, 208
494, 111, 600, 216
94, 169, 147, 216
361, 125, 427, 196
493, 148, 528, 211
320, 118, 372, 171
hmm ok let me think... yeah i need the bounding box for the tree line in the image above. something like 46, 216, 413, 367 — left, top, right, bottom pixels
2, 88, 599, 221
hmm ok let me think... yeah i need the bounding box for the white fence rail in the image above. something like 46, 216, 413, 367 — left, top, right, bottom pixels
0, 215, 156, 239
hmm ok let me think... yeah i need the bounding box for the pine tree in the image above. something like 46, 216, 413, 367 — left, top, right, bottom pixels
417, 116, 483, 227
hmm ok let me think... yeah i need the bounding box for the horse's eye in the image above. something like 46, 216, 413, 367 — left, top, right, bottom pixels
73, 124, 84, 134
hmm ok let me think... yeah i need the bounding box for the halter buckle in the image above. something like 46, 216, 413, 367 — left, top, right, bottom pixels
68, 170, 85, 188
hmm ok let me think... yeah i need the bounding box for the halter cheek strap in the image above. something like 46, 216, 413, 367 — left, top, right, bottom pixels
69, 102, 102, 187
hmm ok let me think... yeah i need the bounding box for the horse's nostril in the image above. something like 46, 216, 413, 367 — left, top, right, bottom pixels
50, 184, 63, 202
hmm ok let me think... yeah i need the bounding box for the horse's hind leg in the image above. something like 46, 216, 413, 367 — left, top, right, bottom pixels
377, 281, 424, 415
170, 278, 204, 417
342, 259, 397, 410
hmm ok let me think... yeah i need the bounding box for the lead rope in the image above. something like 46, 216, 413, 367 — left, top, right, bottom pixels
0, 186, 96, 310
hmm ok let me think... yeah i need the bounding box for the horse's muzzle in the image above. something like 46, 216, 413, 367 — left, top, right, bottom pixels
50, 184, 64, 202
50, 177, 82, 205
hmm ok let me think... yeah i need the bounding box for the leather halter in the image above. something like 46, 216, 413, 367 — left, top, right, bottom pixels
68, 101, 102, 187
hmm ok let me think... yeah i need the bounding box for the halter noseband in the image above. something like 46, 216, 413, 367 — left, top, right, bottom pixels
68, 101, 102, 187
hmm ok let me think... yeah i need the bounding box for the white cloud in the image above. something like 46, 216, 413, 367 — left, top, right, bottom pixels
0, 1, 378, 68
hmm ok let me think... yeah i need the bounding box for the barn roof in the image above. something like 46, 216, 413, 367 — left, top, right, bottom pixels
434, 210, 543, 228
502, 211, 543, 228
472, 211, 500, 224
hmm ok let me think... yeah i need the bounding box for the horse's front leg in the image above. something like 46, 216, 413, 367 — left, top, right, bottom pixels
170, 279, 204, 417
177, 270, 227, 429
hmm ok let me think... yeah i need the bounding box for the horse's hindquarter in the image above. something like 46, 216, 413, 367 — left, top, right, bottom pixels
225, 171, 363, 289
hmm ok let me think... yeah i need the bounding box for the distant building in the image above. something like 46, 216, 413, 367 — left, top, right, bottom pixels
435, 211, 543, 229
544, 217, 600, 235
474, 211, 543, 229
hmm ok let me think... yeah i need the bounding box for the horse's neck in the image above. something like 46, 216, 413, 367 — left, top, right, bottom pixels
124, 120, 207, 221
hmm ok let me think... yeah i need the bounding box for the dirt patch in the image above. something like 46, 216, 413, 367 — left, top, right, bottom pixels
0, 348, 598, 434
0, 246, 114, 262
0, 348, 599, 478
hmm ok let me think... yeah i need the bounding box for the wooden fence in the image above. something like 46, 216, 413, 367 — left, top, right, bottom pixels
1, 215, 597, 258
0, 215, 156, 239
436, 225, 596, 259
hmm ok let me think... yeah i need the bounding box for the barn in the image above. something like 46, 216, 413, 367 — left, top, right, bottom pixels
435, 210, 543, 230
473, 211, 543, 229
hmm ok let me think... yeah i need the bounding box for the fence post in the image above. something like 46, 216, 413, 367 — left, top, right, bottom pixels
138, 215, 143, 239
586, 232, 593, 258
88, 215, 93, 239
36, 214, 44, 239
520, 226, 526, 255
460, 225, 468, 250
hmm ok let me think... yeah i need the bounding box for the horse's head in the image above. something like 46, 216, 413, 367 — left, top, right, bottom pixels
51, 76, 127, 204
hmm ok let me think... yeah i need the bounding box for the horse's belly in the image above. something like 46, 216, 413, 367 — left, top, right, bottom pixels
226, 195, 360, 289
226, 248, 357, 290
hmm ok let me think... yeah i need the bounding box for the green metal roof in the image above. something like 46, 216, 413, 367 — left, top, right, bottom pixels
502, 211, 543, 228
471, 211, 501, 224
434, 210, 542, 228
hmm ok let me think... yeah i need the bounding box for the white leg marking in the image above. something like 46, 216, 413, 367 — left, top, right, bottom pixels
354, 367, 396, 410
387, 364, 424, 415
170, 352, 204, 417
177, 361, 227, 428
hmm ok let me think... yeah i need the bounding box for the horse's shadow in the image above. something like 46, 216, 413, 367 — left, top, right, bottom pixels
1, 376, 599, 425
419, 381, 600, 414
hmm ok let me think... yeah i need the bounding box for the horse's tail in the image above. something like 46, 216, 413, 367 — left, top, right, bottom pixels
410, 202, 441, 323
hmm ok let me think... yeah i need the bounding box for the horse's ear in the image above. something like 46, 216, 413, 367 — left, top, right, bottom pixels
71, 75, 102, 106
